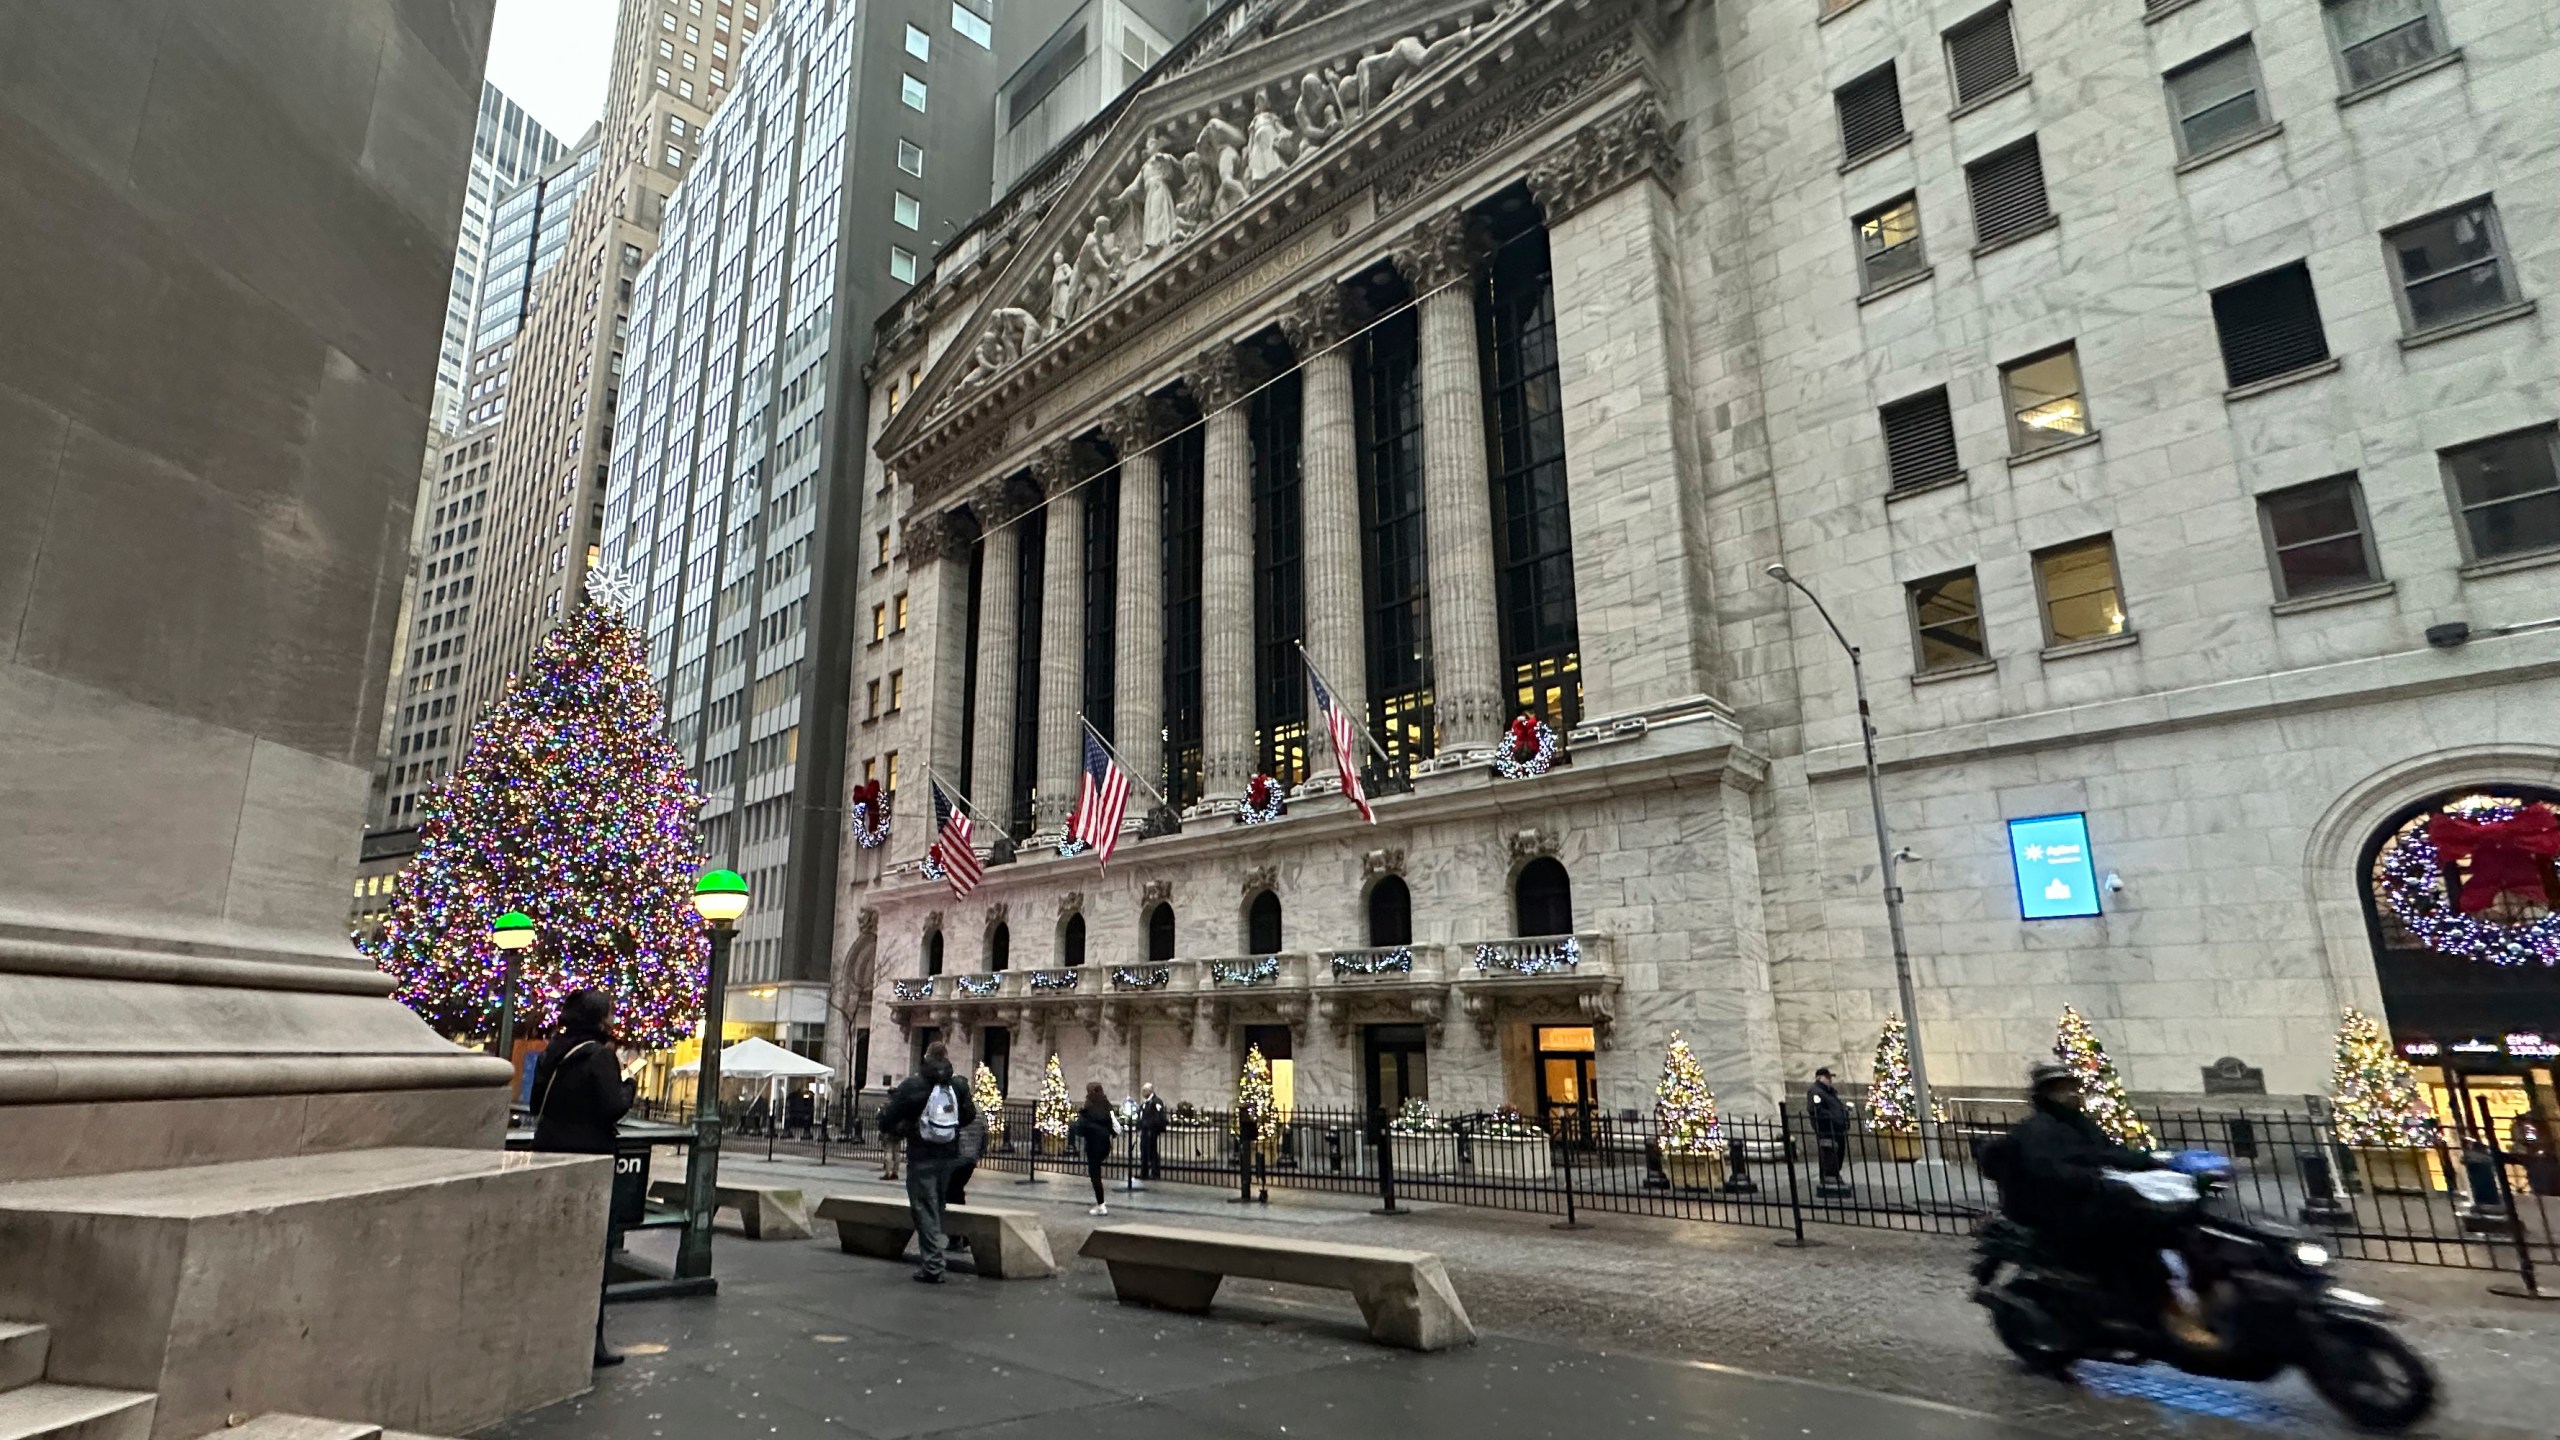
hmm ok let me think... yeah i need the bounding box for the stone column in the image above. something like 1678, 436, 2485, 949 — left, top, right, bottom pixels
1280, 283, 1368, 790
1394, 210, 1506, 763
1105, 397, 1166, 818
1033, 441, 1086, 841
968, 480, 1022, 832
1188, 343, 1254, 813
912, 508, 978, 867
1527, 98, 1719, 718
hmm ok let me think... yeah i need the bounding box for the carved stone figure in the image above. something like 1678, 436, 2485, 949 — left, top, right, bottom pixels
1348, 24, 1472, 121
1196, 110, 1249, 216
1294, 66, 1344, 144
1116, 141, 1182, 256
1244, 88, 1296, 187
1070, 214, 1117, 316
1173, 150, 1214, 238
1047, 247, 1075, 333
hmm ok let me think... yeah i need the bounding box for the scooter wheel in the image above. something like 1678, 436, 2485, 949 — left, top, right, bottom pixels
2305, 1318, 2436, 1433
1990, 1302, 2076, 1378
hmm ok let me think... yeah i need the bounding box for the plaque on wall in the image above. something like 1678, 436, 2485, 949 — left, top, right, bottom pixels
2200, 1056, 2266, 1095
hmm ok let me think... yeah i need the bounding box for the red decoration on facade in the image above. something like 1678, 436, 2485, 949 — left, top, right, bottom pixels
2425, 806, 2559, 912
1507, 715, 1541, 761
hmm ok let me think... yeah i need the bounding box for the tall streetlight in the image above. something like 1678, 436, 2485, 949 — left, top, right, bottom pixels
676, 868, 749, 1281
1768, 564, 1942, 1166
488, 909, 538, 1104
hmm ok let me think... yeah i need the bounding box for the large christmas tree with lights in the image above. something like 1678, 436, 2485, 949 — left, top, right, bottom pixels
1653, 1032, 1723, 1155
2053, 1006, 2153, 1149
359, 575, 708, 1048
1236, 1044, 1278, 1133
2330, 1007, 2440, 1149
1035, 1053, 1072, 1141
1864, 1015, 1944, 1135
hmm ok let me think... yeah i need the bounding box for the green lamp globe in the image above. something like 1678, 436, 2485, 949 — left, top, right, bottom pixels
693, 868, 750, 924
489, 910, 538, 952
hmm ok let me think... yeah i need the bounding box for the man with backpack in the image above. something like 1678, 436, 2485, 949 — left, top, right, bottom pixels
877, 1041, 977, 1283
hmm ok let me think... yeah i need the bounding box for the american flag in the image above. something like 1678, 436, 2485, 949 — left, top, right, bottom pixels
1070, 727, 1131, 868
1309, 665, 1375, 823
928, 780, 982, 897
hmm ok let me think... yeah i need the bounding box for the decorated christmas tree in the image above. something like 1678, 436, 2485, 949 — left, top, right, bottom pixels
972, 1062, 1006, 1121
2054, 1006, 2153, 1149
1653, 1032, 1723, 1155
360, 571, 707, 1047
1864, 1015, 1945, 1135
1034, 1053, 1072, 1141
1235, 1044, 1278, 1134
2331, 1008, 2440, 1149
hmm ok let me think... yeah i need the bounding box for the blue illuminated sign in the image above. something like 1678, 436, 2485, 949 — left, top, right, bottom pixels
2009, 812, 2101, 920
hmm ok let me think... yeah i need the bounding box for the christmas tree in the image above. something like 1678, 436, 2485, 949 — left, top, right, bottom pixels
2054, 1006, 2153, 1149
360, 574, 706, 1047
1864, 1015, 1945, 1135
1653, 1032, 1723, 1155
972, 1061, 1006, 1119
1034, 1053, 1072, 1140
2330, 1008, 2439, 1149
1235, 1044, 1278, 1134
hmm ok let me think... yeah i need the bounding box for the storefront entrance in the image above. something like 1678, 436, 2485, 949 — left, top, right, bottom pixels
1534, 1024, 1597, 1141
1243, 1023, 1295, 1114
980, 1025, 1012, 1097
1363, 1024, 1427, 1117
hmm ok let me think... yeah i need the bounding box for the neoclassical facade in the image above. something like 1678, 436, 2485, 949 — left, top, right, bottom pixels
829, 0, 2560, 1123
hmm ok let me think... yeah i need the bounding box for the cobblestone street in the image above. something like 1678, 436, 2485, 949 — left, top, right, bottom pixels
686, 1152, 2560, 1440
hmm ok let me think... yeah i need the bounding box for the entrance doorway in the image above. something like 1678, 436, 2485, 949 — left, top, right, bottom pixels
1363, 1024, 1428, 1117
1242, 1023, 1295, 1114
1534, 1024, 1597, 1141
980, 1025, 1012, 1097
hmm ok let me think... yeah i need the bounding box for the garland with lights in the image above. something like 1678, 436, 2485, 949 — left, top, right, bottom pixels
1239, 773, 1287, 824
2054, 1005, 2154, 1149
359, 591, 707, 1047
953, 974, 1002, 997
1654, 1032, 1724, 1156
892, 978, 935, 1002
2331, 1007, 2441, 1150
849, 780, 891, 850
1386, 1097, 1447, 1134
1475, 1103, 1545, 1140
918, 852, 947, 882
1332, 947, 1413, 976
1111, 966, 1171, 990
2376, 795, 2560, 967
1056, 810, 1089, 859
1034, 1053, 1073, 1140
1491, 714, 1559, 779
1210, 955, 1280, 986
1029, 969, 1081, 992
1864, 1016, 1947, 1136
1473, 935, 1580, 975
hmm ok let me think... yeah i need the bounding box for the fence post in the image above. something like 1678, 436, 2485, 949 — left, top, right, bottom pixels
1229, 1111, 1257, 1205
2486, 1126, 2560, 1303
1775, 1104, 1822, 1249
1372, 1107, 1406, 1215
1017, 1104, 1044, 1184
1550, 1126, 1586, 1231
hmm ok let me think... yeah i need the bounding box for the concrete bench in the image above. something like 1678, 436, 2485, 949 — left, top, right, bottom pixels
647, 1179, 813, 1240
1078, 1224, 1474, 1351
812, 1193, 1056, 1279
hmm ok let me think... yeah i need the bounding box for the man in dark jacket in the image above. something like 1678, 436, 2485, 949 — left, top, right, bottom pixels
877, 1042, 977, 1282
1992, 1061, 2204, 1344
1136, 1082, 1168, 1183
1807, 1067, 1852, 1195
528, 987, 634, 1367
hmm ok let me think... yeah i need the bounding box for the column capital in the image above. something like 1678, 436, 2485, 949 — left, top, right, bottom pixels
1279, 282, 1369, 355
972, 476, 1031, 528
1526, 94, 1686, 226
1101, 393, 1180, 455
902, 508, 976, 569
1183, 342, 1252, 410
1390, 208, 1488, 292
1033, 437, 1091, 496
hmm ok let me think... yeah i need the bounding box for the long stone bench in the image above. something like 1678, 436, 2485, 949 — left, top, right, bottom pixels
812, 1194, 1056, 1279
1077, 1224, 1475, 1351
647, 1179, 813, 1240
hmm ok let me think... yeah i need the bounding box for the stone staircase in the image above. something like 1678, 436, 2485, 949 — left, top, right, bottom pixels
0, 1322, 449, 1440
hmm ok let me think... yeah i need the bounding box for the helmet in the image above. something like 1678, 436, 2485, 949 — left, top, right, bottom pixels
2026, 1060, 2077, 1091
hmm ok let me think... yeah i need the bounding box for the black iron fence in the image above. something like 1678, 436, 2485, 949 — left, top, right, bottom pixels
647, 1092, 2560, 1280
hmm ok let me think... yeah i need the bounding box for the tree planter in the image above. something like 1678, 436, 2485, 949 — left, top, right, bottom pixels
1390, 1132, 1459, 1178
2355, 1144, 2430, 1195
1035, 1131, 1068, 1157
1879, 1132, 1923, 1164
1662, 1150, 1727, 1191
1162, 1126, 1221, 1164
1465, 1133, 1552, 1182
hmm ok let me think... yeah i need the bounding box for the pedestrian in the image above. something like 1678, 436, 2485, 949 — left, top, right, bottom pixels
528, 987, 635, 1368
786, 1083, 815, 1140
1075, 1081, 1117, 1215
876, 1042, 976, 1283
1808, 1065, 1852, 1195
945, 1087, 988, 1216
1136, 1081, 1168, 1183
877, 1074, 902, 1181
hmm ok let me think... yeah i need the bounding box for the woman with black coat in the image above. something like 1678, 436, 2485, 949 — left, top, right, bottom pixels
1074, 1082, 1117, 1216
527, 987, 634, 1368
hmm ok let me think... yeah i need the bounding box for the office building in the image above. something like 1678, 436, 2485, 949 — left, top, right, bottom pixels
433, 83, 567, 436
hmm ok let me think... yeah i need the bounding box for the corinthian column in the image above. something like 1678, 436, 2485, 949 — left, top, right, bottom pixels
1188, 343, 1254, 813
969, 481, 1023, 832
1280, 283, 1368, 791
1394, 210, 1506, 762
1033, 441, 1087, 841
1105, 397, 1166, 817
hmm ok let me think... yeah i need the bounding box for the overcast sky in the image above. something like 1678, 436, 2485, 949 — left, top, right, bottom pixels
484, 0, 619, 144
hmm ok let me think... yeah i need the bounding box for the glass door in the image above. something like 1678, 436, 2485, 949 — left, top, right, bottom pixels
1535, 1025, 1597, 1144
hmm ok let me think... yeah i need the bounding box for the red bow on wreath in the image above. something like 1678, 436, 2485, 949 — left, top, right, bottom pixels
2426, 806, 2560, 913
851, 779, 885, 815
1507, 715, 1542, 761
1246, 774, 1275, 809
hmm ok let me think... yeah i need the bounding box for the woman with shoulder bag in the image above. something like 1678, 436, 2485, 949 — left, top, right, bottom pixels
529, 988, 635, 1366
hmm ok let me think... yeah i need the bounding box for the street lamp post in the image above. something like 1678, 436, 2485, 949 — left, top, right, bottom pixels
676, 868, 749, 1281
489, 910, 538, 1106
1768, 564, 1944, 1167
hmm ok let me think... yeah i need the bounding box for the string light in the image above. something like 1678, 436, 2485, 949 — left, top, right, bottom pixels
1654, 1031, 1723, 1155
1864, 1015, 1945, 1136
2054, 1005, 2153, 1149
2376, 795, 2560, 967
1035, 1053, 1073, 1140
2330, 1007, 2440, 1149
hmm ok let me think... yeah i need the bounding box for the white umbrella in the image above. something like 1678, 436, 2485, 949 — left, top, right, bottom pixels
670, 1035, 832, 1079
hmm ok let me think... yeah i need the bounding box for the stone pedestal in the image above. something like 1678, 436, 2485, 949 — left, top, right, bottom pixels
0, 1148, 608, 1440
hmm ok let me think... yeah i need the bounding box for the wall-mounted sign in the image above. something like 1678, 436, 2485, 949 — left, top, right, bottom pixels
2008, 812, 2102, 920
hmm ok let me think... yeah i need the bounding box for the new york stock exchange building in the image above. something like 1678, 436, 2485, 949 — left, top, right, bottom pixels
829, 0, 2560, 1134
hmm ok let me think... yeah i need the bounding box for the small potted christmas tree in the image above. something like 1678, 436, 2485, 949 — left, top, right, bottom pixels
2331, 1007, 2439, 1194
1386, 1097, 1457, 1178
972, 1062, 1007, 1152
1234, 1044, 1281, 1163
1655, 1032, 1726, 1189
1033, 1052, 1072, 1155
2053, 1006, 2153, 1150
1864, 1016, 1944, 1162
1468, 1102, 1554, 1181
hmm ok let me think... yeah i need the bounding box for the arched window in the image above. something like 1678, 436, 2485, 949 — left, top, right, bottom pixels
1062, 913, 1086, 966
1146, 903, 1177, 962
988, 922, 1010, 973
922, 928, 944, 977
1247, 890, 1283, 955
1515, 857, 1572, 937
1367, 876, 1412, 947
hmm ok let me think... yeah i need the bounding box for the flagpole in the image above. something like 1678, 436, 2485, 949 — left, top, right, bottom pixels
1078, 716, 1172, 811
1294, 640, 1397, 770
922, 765, 1019, 846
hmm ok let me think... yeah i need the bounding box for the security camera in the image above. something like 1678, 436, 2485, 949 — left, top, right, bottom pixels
2425, 622, 2471, 649
1893, 846, 1921, 864
2104, 872, 2125, 893
1767, 563, 1793, 582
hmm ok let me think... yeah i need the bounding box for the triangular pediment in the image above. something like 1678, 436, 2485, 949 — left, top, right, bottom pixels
878, 0, 1538, 471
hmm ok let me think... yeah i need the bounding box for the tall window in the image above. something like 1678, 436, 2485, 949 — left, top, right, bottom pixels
1009, 508, 1046, 837
1083, 469, 1120, 743
1355, 308, 1433, 773
988, 922, 1010, 973
1515, 858, 1572, 937
1907, 569, 1988, 672
1160, 423, 1207, 808
1146, 903, 1177, 962
1854, 194, 1926, 293
1246, 890, 1283, 955
901, 74, 928, 111
1251, 369, 1308, 785
2033, 536, 2129, 645
896, 139, 925, 176
1480, 221, 1582, 729
1061, 914, 1085, 966
1367, 876, 1413, 947
2001, 344, 2090, 454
